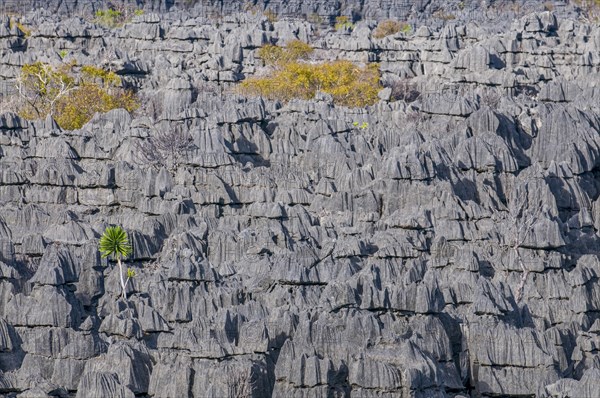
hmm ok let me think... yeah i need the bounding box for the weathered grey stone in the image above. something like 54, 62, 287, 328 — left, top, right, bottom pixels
546, 368, 600, 397
81, 342, 152, 395
2, 4, 600, 397
18, 327, 104, 359
98, 309, 143, 339
75, 371, 135, 398
5, 286, 75, 328
0, 317, 15, 352
30, 243, 77, 286
147, 359, 193, 397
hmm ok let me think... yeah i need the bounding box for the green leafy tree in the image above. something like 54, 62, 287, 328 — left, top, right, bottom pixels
98, 226, 135, 301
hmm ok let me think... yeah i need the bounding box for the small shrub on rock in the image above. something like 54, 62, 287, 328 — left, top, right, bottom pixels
9, 18, 31, 37
94, 6, 143, 28
240, 60, 381, 107
135, 127, 195, 172
387, 78, 421, 103
284, 40, 314, 62
257, 40, 313, 66
373, 20, 411, 38
577, 0, 600, 21
81, 65, 123, 86
433, 10, 456, 21
16, 62, 75, 120
263, 9, 278, 23
16, 62, 139, 130
257, 45, 285, 66
335, 16, 354, 31
307, 13, 323, 25
55, 83, 138, 130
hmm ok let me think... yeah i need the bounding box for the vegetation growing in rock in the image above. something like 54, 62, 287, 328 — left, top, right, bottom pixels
257, 40, 313, 66
99, 226, 135, 301
263, 9, 278, 23
353, 121, 369, 130
135, 127, 195, 172
387, 78, 421, 103
242, 2, 278, 22
242, 41, 381, 107
433, 9, 456, 20
241, 60, 380, 107
307, 13, 323, 25
16, 62, 139, 130
335, 16, 354, 30
372, 20, 411, 38
9, 17, 31, 37
575, 0, 600, 20
80, 65, 123, 87
94, 6, 143, 28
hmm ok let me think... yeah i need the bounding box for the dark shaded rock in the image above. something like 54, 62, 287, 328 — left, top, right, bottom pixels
5, 286, 76, 328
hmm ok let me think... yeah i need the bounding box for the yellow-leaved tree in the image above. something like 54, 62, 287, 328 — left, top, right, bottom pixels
241, 41, 381, 107
240, 59, 381, 108
16, 62, 138, 130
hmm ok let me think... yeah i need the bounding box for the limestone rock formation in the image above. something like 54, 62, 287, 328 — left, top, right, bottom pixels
1, 1, 600, 397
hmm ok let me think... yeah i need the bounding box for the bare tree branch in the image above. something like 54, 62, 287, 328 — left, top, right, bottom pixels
506, 190, 544, 303
134, 124, 196, 173
228, 367, 255, 398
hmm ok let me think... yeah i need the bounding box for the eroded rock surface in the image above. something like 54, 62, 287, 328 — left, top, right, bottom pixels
1, 1, 600, 397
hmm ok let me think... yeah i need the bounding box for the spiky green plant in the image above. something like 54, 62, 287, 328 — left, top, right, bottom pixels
99, 226, 134, 301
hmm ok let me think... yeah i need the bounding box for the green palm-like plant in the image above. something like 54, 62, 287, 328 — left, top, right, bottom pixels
99, 226, 134, 301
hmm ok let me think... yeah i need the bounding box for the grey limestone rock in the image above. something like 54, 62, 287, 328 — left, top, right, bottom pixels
75, 371, 135, 398
5, 286, 76, 328
1, 2, 600, 398
421, 93, 479, 116
546, 368, 600, 397
147, 358, 193, 397
80, 342, 152, 395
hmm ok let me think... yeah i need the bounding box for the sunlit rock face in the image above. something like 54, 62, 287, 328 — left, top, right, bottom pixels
1, 1, 600, 397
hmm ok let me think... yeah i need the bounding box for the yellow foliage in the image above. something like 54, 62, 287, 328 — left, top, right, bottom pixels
307, 13, 323, 25
66, 86, 136, 129
263, 9, 278, 23
335, 16, 354, 30
9, 17, 31, 37
17, 62, 139, 130
372, 20, 411, 39
240, 60, 381, 108
17, 62, 75, 119
94, 7, 143, 28
285, 40, 313, 61
16, 22, 31, 37
257, 45, 285, 66
257, 40, 313, 66
54, 83, 138, 130
81, 65, 122, 87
